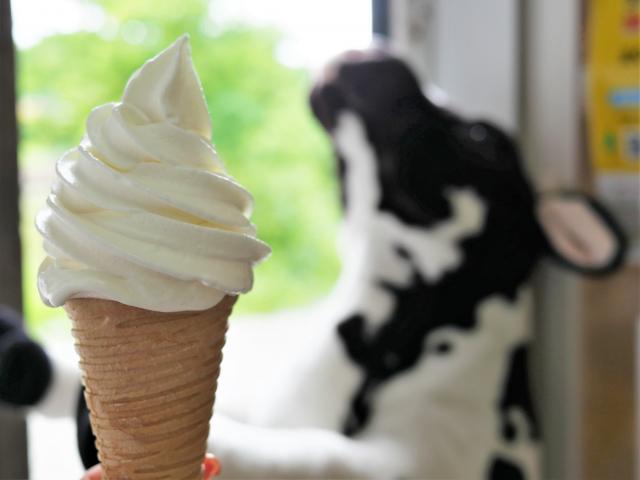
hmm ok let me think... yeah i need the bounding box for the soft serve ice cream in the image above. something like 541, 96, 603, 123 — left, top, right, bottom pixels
37, 35, 270, 312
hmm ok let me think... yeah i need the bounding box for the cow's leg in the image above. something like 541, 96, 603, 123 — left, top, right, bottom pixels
209, 413, 408, 479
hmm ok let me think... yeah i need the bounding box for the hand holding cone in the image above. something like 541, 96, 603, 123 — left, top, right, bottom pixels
82, 454, 221, 480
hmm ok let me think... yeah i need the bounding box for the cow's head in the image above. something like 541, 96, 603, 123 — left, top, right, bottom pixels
310, 49, 626, 279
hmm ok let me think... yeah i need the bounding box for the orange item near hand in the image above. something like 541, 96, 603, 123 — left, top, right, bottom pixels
82, 455, 220, 480
203, 453, 222, 479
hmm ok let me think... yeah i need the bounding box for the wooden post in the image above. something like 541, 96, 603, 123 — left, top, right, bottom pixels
580, 267, 640, 480
0, 0, 29, 477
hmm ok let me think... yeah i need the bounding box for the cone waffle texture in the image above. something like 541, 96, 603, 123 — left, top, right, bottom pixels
66, 295, 236, 480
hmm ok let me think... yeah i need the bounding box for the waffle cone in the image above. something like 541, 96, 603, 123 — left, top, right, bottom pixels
65, 295, 236, 480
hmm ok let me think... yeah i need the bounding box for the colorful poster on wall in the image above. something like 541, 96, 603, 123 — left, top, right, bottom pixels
586, 0, 640, 259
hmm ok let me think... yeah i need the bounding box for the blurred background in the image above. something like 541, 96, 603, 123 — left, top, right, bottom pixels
0, 0, 638, 479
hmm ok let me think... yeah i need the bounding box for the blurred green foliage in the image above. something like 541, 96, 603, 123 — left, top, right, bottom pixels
18, 0, 341, 331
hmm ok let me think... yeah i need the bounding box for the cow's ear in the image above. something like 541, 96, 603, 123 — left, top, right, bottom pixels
536, 192, 626, 275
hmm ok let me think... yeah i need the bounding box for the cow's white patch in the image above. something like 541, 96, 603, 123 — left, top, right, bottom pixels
27, 339, 80, 419
364, 288, 538, 479
333, 112, 381, 228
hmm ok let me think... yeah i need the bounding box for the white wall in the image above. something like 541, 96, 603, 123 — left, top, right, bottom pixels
390, 0, 518, 131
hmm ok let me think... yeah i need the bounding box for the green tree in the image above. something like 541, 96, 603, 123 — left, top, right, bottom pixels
18, 0, 341, 330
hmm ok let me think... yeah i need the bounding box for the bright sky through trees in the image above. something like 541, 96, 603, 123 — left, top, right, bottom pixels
12, 0, 372, 69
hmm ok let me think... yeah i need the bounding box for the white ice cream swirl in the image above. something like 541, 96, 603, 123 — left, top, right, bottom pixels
37, 35, 271, 312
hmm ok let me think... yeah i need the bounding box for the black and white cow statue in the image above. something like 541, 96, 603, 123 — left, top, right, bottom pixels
0, 49, 625, 479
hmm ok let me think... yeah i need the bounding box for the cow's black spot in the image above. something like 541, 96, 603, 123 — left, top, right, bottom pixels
498, 345, 539, 441
336, 315, 368, 364
342, 377, 380, 437
395, 245, 411, 260
335, 153, 348, 210
434, 341, 452, 354
488, 457, 525, 480
470, 124, 488, 142
383, 352, 401, 368
0, 315, 52, 407
503, 422, 517, 442
76, 386, 99, 469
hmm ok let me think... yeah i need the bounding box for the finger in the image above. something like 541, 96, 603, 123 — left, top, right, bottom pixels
81, 457, 218, 480
81, 464, 102, 480
203, 453, 221, 479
